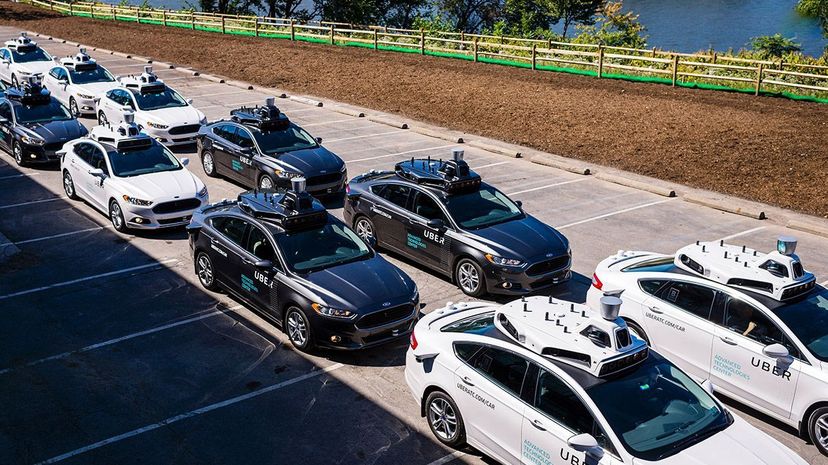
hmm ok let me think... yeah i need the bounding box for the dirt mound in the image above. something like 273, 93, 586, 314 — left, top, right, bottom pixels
3, 2, 827, 217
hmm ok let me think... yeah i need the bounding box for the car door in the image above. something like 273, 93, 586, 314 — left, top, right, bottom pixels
238, 224, 280, 314
371, 183, 413, 254
406, 189, 453, 272
710, 293, 801, 419
211, 124, 246, 182
100, 89, 120, 121
85, 145, 111, 210
0, 49, 11, 82
233, 126, 259, 186
640, 280, 716, 381
46, 67, 68, 103
0, 102, 13, 150
522, 366, 620, 465
208, 216, 250, 294
69, 142, 97, 202
453, 344, 528, 465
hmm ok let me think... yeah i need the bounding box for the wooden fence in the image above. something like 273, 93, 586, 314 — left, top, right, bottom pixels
19, 0, 828, 100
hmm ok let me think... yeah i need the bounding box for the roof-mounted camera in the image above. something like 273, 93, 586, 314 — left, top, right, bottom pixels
119, 65, 165, 94
6, 75, 51, 105
61, 48, 98, 72
6, 32, 36, 51
89, 111, 154, 151
231, 97, 289, 132
236, 180, 328, 231
395, 148, 482, 194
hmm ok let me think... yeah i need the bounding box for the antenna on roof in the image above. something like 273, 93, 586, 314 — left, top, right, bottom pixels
452, 148, 464, 162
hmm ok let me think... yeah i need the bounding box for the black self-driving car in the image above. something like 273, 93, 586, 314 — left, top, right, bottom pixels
188, 180, 419, 352
0, 79, 88, 166
344, 149, 571, 297
197, 98, 346, 196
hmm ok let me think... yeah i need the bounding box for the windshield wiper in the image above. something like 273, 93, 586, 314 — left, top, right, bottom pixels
655, 418, 730, 459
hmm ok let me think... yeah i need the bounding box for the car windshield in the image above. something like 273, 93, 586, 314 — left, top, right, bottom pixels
13, 101, 72, 124
11, 47, 51, 63
107, 144, 182, 177
70, 67, 115, 85
586, 355, 731, 461
772, 287, 828, 361
133, 88, 187, 111
275, 221, 371, 273
444, 185, 523, 229
253, 125, 318, 155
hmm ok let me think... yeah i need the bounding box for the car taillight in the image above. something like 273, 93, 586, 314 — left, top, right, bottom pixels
410, 331, 418, 350
592, 273, 603, 290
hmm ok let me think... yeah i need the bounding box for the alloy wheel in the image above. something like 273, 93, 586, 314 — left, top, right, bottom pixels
13, 142, 23, 165
816, 412, 828, 450
63, 171, 76, 199
259, 175, 274, 190
458, 263, 480, 294
202, 151, 215, 176
428, 397, 458, 441
355, 218, 374, 240
287, 310, 308, 347
197, 254, 214, 287
69, 98, 80, 118
109, 201, 125, 231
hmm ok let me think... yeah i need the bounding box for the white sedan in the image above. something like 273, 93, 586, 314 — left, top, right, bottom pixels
43, 49, 119, 117
588, 238, 828, 456
405, 296, 809, 465
59, 118, 209, 232
0, 33, 55, 87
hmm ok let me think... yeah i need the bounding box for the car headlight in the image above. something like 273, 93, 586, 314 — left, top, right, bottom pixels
76, 93, 95, 99
122, 195, 153, 206
485, 254, 525, 267
20, 135, 45, 146
146, 121, 169, 130
311, 302, 355, 319
274, 169, 303, 179
197, 185, 208, 197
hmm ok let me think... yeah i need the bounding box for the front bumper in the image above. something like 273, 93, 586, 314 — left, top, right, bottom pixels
75, 96, 97, 116
18, 142, 62, 164
121, 196, 208, 230
482, 257, 572, 295
311, 302, 418, 350
142, 126, 200, 147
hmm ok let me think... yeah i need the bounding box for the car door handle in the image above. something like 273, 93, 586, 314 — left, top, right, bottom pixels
648, 306, 663, 314
214, 144, 227, 151
531, 419, 546, 431
719, 336, 738, 346
461, 376, 474, 386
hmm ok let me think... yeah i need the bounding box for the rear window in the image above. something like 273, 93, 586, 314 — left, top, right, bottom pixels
622, 257, 677, 273
441, 312, 494, 335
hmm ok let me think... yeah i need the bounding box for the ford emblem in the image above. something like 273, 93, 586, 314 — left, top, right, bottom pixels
382, 302, 391, 307
546, 253, 555, 258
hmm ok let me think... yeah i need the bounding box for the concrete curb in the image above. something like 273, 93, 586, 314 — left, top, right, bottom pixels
594, 172, 676, 197
225, 80, 254, 90
250, 86, 287, 98
152, 61, 176, 69
328, 106, 364, 118
112, 51, 131, 59
786, 219, 828, 239
198, 73, 224, 83
409, 126, 464, 143
684, 194, 766, 220
368, 115, 408, 129
289, 96, 323, 107
530, 154, 590, 175
466, 140, 521, 158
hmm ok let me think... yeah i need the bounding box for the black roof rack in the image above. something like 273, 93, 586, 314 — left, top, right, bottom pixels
6, 77, 51, 105
237, 179, 327, 231
395, 148, 481, 194
231, 97, 290, 132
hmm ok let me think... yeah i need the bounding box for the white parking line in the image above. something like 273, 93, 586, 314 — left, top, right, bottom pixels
556, 198, 676, 230
15, 225, 113, 246
348, 144, 457, 163
426, 451, 466, 465
325, 130, 400, 143
188, 89, 255, 99
473, 161, 510, 170
0, 259, 178, 301
507, 178, 588, 196
821, 279, 828, 287
0, 305, 242, 376
302, 118, 361, 127
199, 99, 264, 110
0, 196, 66, 211
0, 172, 39, 181
36, 363, 345, 464
718, 226, 766, 242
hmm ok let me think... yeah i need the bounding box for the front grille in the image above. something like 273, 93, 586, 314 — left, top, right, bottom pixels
158, 216, 191, 225
43, 142, 64, 152
307, 172, 343, 187
357, 304, 414, 329
526, 255, 570, 276
152, 198, 201, 214
362, 321, 412, 344
169, 124, 201, 135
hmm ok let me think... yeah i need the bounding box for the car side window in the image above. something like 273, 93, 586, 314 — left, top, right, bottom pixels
639, 279, 667, 296
89, 146, 108, 175
0, 102, 12, 122
534, 368, 615, 453
370, 185, 386, 196
471, 347, 529, 397
379, 184, 411, 210
57, 68, 68, 81
74, 143, 96, 165
454, 342, 483, 363
411, 191, 448, 222
721, 296, 798, 355
245, 226, 275, 262
211, 217, 249, 246
0, 49, 9, 61
235, 127, 255, 149
48, 67, 61, 79
660, 281, 716, 320
212, 124, 238, 144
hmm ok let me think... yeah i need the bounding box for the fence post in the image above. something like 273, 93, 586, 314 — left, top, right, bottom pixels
329, 24, 334, 45
373, 29, 378, 50
90, 2, 94, 19
473, 37, 478, 62
110, 4, 114, 18
162, 9, 167, 26
548, 38, 552, 49
531, 44, 536, 70
778, 59, 783, 70
652, 47, 656, 57
290, 19, 295, 40
420, 29, 425, 55
671, 54, 679, 86
136, 5, 140, 23
69, 2, 73, 15
712, 52, 717, 64
755, 63, 764, 96
191, 11, 195, 29
597, 45, 604, 78
221, 16, 225, 34
254, 17, 258, 36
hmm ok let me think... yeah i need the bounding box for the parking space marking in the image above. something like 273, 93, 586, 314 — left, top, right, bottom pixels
507, 178, 588, 196
325, 130, 401, 143
474, 161, 510, 170
718, 226, 766, 241
0, 305, 242, 376
0, 172, 39, 181
188, 89, 256, 99
0, 259, 178, 301
821, 279, 828, 287
36, 363, 345, 464
426, 451, 466, 465
0, 196, 66, 210
556, 198, 677, 230
302, 118, 363, 127
15, 225, 113, 246
348, 144, 457, 163
199, 99, 263, 110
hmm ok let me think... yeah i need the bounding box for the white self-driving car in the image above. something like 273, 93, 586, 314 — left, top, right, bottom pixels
59, 113, 209, 232
0, 33, 54, 88
96, 66, 206, 147
588, 237, 828, 456
43, 48, 118, 117
406, 296, 808, 465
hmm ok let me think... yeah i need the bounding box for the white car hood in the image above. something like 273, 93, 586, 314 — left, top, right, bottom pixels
14, 60, 54, 77
638, 415, 806, 465
117, 169, 202, 201
75, 81, 118, 97
138, 105, 203, 127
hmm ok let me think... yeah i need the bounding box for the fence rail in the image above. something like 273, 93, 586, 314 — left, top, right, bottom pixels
19, 0, 828, 101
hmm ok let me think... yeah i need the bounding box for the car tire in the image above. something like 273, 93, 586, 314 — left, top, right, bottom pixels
354, 216, 377, 243
12, 141, 25, 166
201, 150, 218, 177
69, 97, 80, 118
455, 258, 486, 297
425, 391, 466, 448
109, 198, 129, 233
625, 320, 650, 345
98, 111, 108, 127
195, 251, 220, 292
284, 306, 315, 352
63, 170, 78, 200
807, 406, 828, 456
259, 174, 275, 191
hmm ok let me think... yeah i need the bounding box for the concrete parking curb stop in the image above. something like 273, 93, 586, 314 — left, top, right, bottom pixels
684, 194, 766, 220
289, 96, 323, 107
594, 172, 676, 197
198, 73, 224, 83
367, 115, 408, 129
250, 86, 287, 98
530, 154, 590, 175
786, 218, 828, 239
466, 140, 520, 158
328, 106, 365, 118
409, 126, 464, 143
224, 80, 254, 90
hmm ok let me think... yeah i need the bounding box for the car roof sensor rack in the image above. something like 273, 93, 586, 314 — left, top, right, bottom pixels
61, 48, 97, 71
395, 148, 482, 194
89, 111, 153, 151
6, 32, 36, 51
237, 178, 327, 230
119, 66, 165, 94
674, 237, 816, 301
494, 296, 648, 377
6, 75, 51, 105
231, 97, 290, 132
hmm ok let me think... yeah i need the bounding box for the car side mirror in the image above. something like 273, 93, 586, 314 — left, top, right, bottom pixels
427, 219, 445, 230
88, 168, 104, 178
365, 235, 377, 248
1, 59, 9, 65
315, 137, 323, 144
701, 379, 715, 396
567, 433, 604, 459
186, 98, 193, 105
240, 147, 255, 155
762, 343, 790, 359
254, 259, 272, 269
180, 157, 190, 167
515, 200, 523, 208
0, 116, 7, 124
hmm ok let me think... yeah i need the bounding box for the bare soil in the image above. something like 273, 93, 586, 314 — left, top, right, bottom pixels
3, 2, 827, 217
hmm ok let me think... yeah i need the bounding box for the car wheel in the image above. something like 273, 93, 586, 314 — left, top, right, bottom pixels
12, 141, 25, 166
625, 320, 650, 345
259, 174, 274, 190
201, 150, 217, 177
354, 216, 376, 242
69, 97, 80, 118
10, 74, 18, 88
195, 251, 220, 291
63, 170, 78, 200
425, 391, 466, 448
109, 199, 128, 233
808, 406, 828, 455
285, 306, 315, 352
98, 111, 108, 126
455, 258, 485, 297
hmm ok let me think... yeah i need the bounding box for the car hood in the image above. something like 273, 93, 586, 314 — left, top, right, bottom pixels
138, 105, 204, 126
24, 119, 88, 144
271, 146, 344, 176
75, 81, 118, 97
469, 214, 568, 261
638, 416, 807, 465
299, 255, 414, 313
15, 60, 54, 77
114, 169, 203, 201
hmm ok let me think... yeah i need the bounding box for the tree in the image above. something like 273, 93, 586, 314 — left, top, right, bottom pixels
433, 0, 505, 32
750, 34, 802, 58
574, 1, 646, 48
797, 0, 828, 36
197, 0, 259, 14
544, 0, 604, 38
262, 0, 309, 18
312, 0, 428, 27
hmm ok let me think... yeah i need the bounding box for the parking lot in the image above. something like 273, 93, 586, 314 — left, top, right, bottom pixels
1, 26, 827, 465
